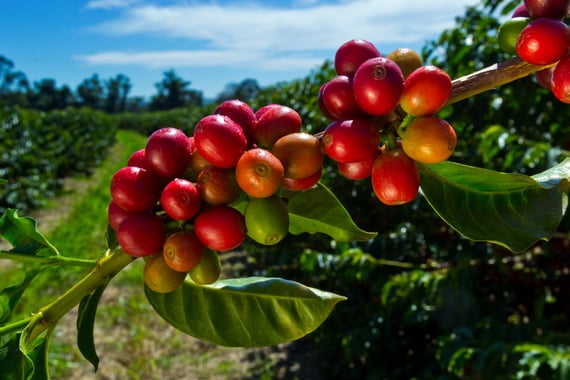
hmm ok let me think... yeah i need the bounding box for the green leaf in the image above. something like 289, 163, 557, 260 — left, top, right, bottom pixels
0, 333, 30, 380
0, 268, 41, 325
283, 183, 377, 242
0, 331, 49, 380
145, 276, 347, 347
418, 159, 570, 253
0, 209, 59, 256
76, 282, 109, 372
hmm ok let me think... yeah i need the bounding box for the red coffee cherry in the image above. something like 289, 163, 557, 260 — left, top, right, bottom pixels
194, 206, 247, 252
322, 118, 380, 163
524, 0, 569, 19
552, 55, 570, 103
197, 166, 242, 206
107, 200, 146, 231
160, 178, 201, 221
271, 132, 323, 179
400, 117, 457, 164
334, 39, 381, 77
337, 157, 376, 180
253, 104, 302, 149
400, 65, 452, 117
127, 148, 152, 171
117, 213, 165, 257
320, 75, 367, 120
282, 167, 322, 191
213, 99, 257, 144
162, 230, 205, 272
371, 149, 420, 206
110, 166, 162, 212
352, 57, 404, 116
235, 148, 284, 198
317, 83, 338, 121
516, 18, 570, 65
193, 114, 247, 168
145, 127, 192, 179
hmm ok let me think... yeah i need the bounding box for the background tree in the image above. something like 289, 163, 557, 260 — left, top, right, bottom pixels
0, 56, 30, 106
215, 78, 260, 103
104, 74, 131, 113
27, 78, 74, 110
76, 74, 104, 109
148, 69, 203, 110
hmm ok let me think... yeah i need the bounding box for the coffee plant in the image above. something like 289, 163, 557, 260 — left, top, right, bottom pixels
0, 107, 115, 214
2, 0, 570, 378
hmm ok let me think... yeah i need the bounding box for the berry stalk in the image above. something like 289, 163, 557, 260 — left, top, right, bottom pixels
23, 248, 134, 344
447, 56, 555, 105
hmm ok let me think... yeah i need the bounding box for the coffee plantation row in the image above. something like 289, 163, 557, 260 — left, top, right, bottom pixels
0, 107, 116, 213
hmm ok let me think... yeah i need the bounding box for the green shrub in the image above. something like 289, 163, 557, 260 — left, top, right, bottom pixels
0, 106, 116, 213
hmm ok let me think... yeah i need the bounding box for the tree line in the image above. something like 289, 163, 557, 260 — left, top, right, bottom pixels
0, 55, 261, 112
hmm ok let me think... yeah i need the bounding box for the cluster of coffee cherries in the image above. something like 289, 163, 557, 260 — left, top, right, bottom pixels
497, 0, 570, 102
108, 100, 323, 293
318, 39, 457, 205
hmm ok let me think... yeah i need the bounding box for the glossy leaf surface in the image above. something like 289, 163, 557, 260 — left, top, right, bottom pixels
418, 159, 570, 252
146, 276, 346, 347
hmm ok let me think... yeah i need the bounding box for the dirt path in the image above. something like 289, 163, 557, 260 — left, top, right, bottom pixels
0, 174, 97, 258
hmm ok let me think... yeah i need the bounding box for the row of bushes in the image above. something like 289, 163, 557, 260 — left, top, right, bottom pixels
0, 106, 116, 213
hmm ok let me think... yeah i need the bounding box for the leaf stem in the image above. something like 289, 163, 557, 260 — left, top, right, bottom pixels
0, 316, 33, 336
23, 248, 134, 344
447, 56, 555, 105
0, 251, 97, 267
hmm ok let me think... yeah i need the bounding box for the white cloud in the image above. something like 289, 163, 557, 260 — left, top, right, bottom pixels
79, 0, 479, 70
75, 49, 325, 71
86, 0, 139, 10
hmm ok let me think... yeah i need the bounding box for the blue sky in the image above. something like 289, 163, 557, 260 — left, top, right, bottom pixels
1, 0, 479, 101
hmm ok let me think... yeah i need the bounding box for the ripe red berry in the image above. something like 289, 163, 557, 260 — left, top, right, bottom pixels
322, 118, 380, 163
337, 158, 376, 180
512, 3, 530, 17
352, 57, 404, 116
235, 148, 284, 198
271, 132, 323, 179
282, 167, 322, 191
320, 75, 367, 120
160, 178, 201, 221
371, 150, 419, 206
254, 104, 302, 149
552, 55, 570, 103
162, 230, 205, 272
127, 149, 152, 171
117, 213, 165, 257
516, 18, 570, 65
145, 127, 192, 179
107, 200, 151, 231
194, 206, 247, 252
524, 0, 569, 19
197, 166, 242, 206
110, 166, 162, 212
334, 39, 381, 77
400, 66, 452, 117
317, 83, 338, 121
213, 99, 257, 144
193, 114, 247, 168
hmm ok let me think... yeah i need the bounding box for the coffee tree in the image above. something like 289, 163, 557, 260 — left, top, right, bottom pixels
2, 0, 570, 378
